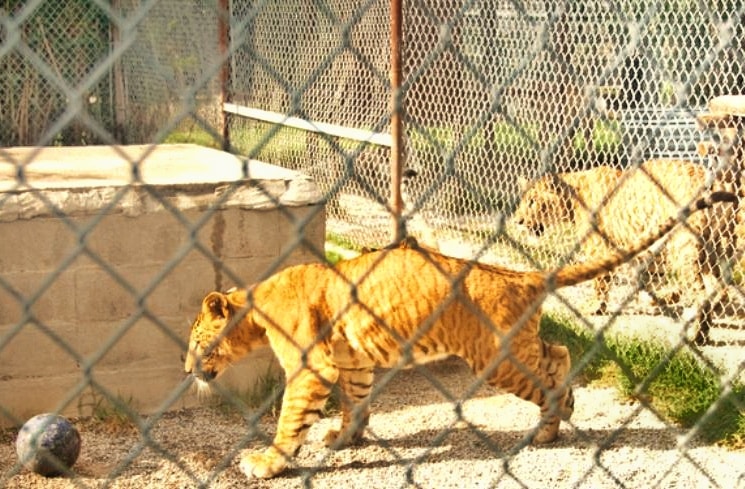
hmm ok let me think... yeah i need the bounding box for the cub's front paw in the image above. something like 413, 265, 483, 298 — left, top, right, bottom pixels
239, 450, 287, 479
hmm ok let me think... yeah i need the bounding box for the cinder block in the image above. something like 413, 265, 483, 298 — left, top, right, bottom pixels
0, 321, 80, 379
0, 218, 81, 274
276, 205, 326, 258
85, 210, 196, 267
86, 317, 185, 370
0, 269, 77, 325
206, 208, 281, 259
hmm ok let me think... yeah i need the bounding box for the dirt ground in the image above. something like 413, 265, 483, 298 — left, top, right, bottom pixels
2, 359, 744, 488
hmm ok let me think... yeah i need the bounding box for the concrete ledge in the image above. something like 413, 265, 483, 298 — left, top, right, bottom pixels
0, 144, 323, 220
0, 144, 325, 426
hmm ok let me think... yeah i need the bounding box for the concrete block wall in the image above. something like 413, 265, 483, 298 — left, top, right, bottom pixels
0, 145, 325, 426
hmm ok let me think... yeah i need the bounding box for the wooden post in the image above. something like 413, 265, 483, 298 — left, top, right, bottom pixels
389, 0, 405, 242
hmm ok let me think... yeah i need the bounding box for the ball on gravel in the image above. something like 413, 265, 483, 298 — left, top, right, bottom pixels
15, 413, 81, 477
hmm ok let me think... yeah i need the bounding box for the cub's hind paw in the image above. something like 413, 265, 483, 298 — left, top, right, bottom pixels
532, 428, 559, 444
323, 427, 364, 449
531, 420, 561, 445
239, 450, 287, 479
323, 429, 343, 448
559, 386, 575, 421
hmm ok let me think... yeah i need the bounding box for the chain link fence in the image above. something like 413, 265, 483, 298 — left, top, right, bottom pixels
229, 1, 745, 249
0, 0, 111, 145
0, 0, 222, 146
2, 0, 745, 487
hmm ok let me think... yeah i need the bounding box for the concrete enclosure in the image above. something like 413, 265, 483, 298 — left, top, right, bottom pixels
0, 144, 325, 427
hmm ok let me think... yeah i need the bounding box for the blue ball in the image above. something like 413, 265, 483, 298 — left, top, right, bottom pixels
16, 413, 81, 477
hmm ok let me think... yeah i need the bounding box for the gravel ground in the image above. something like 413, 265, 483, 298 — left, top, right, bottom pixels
2, 359, 745, 489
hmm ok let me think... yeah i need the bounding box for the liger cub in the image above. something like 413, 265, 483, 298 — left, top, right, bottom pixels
184, 191, 735, 480
513, 160, 738, 344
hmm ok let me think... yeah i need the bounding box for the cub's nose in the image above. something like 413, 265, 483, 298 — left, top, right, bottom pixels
199, 370, 218, 382
184, 364, 217, 382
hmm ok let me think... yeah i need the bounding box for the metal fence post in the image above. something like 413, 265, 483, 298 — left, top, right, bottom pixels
390, 0, 404, 242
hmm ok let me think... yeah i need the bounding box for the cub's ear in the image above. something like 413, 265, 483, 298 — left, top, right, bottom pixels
202, 291, 230, 319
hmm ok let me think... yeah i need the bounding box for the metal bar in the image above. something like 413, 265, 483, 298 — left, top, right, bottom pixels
389, 0, 405, 242
111, 0, 127, 143
218, 0, 231, 151
223, 103, 393, 147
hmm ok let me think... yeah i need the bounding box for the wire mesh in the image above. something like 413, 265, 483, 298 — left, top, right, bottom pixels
1, 0, 745, 487
0, 0, 112, 146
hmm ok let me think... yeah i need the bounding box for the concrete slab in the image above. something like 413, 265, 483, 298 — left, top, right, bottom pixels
0, 144, 302, 188
0, 144, 323, 221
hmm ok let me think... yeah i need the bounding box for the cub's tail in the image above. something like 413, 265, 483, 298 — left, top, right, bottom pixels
553, 191, 738, 289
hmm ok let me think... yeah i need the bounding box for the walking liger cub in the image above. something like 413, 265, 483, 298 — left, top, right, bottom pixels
184, 191, 735, 479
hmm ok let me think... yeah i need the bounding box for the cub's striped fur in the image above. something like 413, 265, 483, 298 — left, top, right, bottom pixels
184, 190, 735, 480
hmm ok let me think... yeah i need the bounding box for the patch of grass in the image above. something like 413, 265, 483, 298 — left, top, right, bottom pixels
77, 390, 139, 434
163, 120, 307, 167
163, 122, 222, 149
231, 124, 307, 166
540, 314, 745, 446
409, 121, 540, 153
214, 370, 285, 420
731, 258, 745, 286
539, 314, 607, 383
326, 232, 366, 253
325, 234, 366, 265
325, 248, 346, 266
571, 119, 622, 155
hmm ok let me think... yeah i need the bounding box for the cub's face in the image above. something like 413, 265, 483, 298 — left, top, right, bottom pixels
512, 178, 570, 237
184, 292, 235, 384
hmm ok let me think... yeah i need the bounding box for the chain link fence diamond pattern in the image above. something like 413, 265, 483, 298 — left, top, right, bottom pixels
2, 0, 745, 487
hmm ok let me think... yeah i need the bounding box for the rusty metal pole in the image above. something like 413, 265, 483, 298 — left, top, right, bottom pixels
218, 0, 231, 151
111, 0, 127, 143
389, 0, 405, 242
